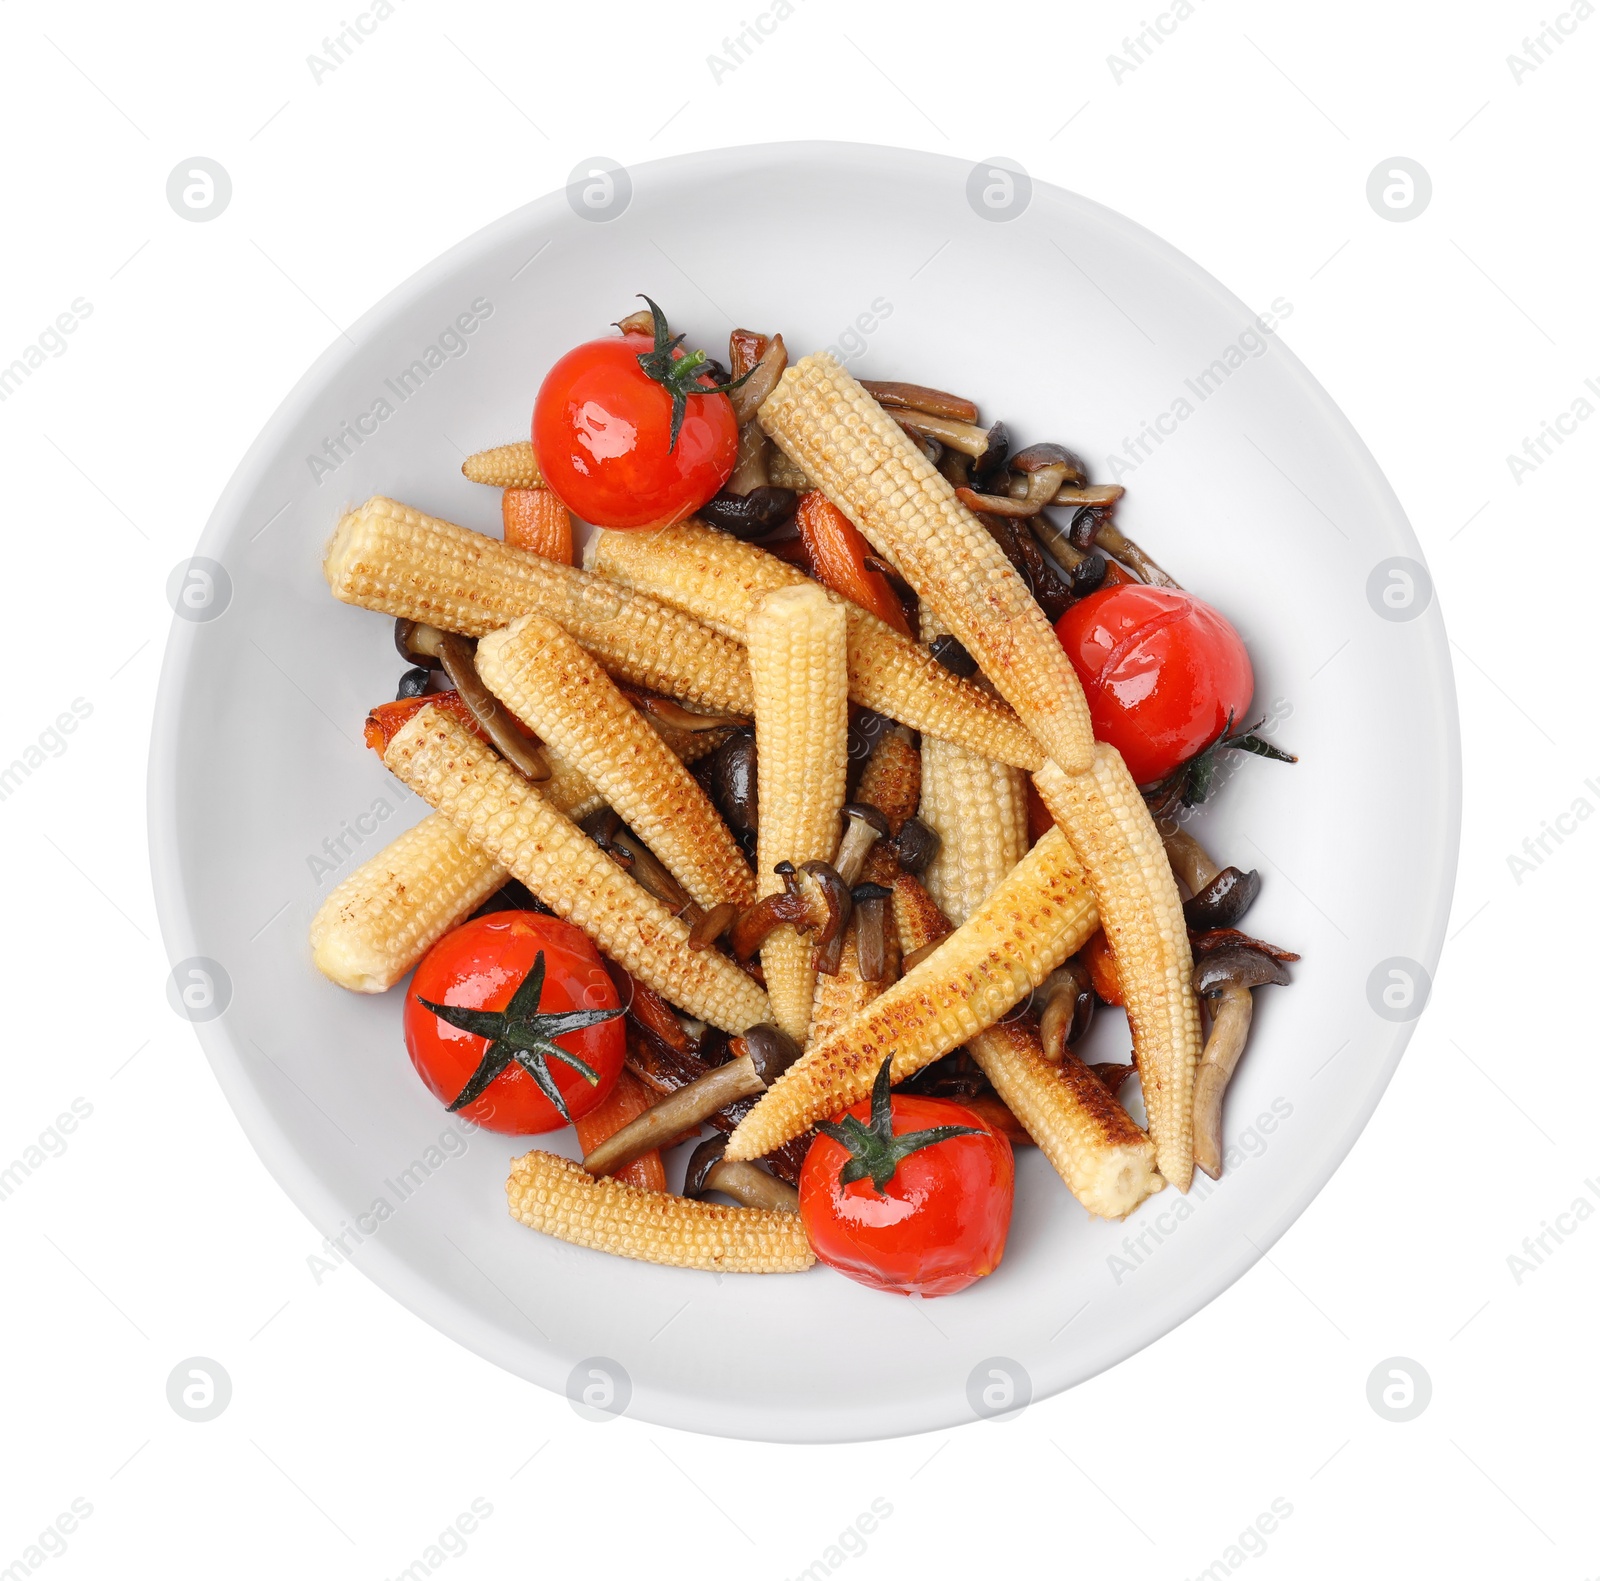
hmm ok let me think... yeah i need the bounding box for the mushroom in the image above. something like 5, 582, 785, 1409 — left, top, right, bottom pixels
582, 814, 709, 931
1089, 1062, 1136, 1096
687, 902, 738, 952
813, 805, 892, 973
850, 883, 895, 982
1191, 945, 1291, 1179
1036, 960, 1096, 1062
891, 817, 940, 875
928, 634, 977, 678
861, 379, 980, 424
1050, 483, 1124, 509
955, 442, 1086, 518
707, 731, 758, 835
734, 1022, 803, 1084
1091, 519, 1181, 590
683, 1134, 800, 1212
720, 332, 789, 495
582, 1050, 768, 1177
617, 688, 750, 733
394, 619, 550, 782
1161, 825, 1261, 930
728, 860, 851, 963
892, 412, 1008, 472
697, 486, 798, 539
396, 666, 431, 700
614, 308, 656, 336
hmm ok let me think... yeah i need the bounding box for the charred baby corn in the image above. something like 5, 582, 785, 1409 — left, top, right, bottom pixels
462, 440, 542, 489
805, 922, 882, 1053
586, 521, 1042, 770
324, 497, 753, 715
726, 827, 1097, 1161
477, 613, 754, 912
747, 583, 850, 1042
1034, 750, 1203, 1191
507, 1151, 813, 1272
383, 704, 770, 1032
757, 353, 1094, 774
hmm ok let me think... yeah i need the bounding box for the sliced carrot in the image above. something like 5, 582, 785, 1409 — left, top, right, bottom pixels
573, 1068, 666, 1191
793, 491, 913, 638
502, 486, 573, 565
1082, 929, 1124, 1007
363, 692, 487, 755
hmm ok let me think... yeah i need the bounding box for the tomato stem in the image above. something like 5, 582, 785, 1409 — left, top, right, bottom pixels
633, 294, 754, 452
815, 1057, 982, 1195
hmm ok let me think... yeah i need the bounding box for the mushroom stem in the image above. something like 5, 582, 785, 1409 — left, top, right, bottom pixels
728, 861, 850, 963
592, 820, 707, 929
1090, 520, 1181, 590
850, 883, 894, 983
1037, 961, 1095, 1062
683, 1136, 800, 1212
1192, 984, 1254, 1180
956, 464, 1069, 518
832, 804, 891, 888
1161, 826, 1222, 894
617, 689, 751, 732
1161, 825, 1261, 928
687, 902, 737, 952
861, 379, 980, 424
582, 1053, 766, 1178
891, 412, 1005, 463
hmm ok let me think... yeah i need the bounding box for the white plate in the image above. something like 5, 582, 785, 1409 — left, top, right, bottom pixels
149, 142, 1459, 1442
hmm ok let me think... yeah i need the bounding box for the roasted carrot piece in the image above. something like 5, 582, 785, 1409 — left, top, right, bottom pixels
502, 487, 573, 565
1082, 928, 1124, 1006
364, 692, 487, 754
793, 491, 913, 638
574, 1068, 667, 1191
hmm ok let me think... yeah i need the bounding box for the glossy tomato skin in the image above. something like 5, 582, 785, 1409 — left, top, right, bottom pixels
532, 333, 738, 530
1055, 584, 1254, 785
403, 912, 622, 1134
799, 1096, 1015, 1297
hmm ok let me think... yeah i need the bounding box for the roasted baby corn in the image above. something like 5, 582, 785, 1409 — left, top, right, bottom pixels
586, 521, 1043, 770
892, 876, 1161, 1218
1034, 750, 1203, 1191
726, 827, 1097, 1161
383, 703, 771, 1032
758, 353, 1094, 774
462, 440, 542, 489
507, 1150, 814, 1272
854, 723, 921, 834
805, 922, 882, 1052
747, 583, 850, 1042
324, 497, 753, 715
476, 613, 755, 912
918, 613, 1028, 926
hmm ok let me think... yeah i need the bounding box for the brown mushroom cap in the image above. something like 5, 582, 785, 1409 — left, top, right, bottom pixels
1193, 945, 1291, 996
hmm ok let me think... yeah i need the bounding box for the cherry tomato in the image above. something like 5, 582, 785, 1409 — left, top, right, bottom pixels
533, 318, 739, 530
1054, 584, 1254, 786
403, 912, 623, 1134
800, 1087, 1014, 1298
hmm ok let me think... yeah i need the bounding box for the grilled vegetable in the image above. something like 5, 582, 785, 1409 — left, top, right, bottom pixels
585, 520, 1042, 769
476, 613, 754, 911
324, 497, 754, 715
747, 584, 850, 1041
1034, 750, 1204, 1190
574, 1067, 668, 1192
502, 487, 573, 563
757, 353, 1094, 774
806, 921, 884, 1052
794, 490, 913, 637
725, 826, 1098, 1161
854, 723, 921, 836
462, 440, 542, 489
1192, 945, 1290, 1180
506, 1150, 814, 1272
382, 703, 771, 1032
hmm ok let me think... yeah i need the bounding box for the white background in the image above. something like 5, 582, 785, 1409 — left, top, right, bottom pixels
1, 0, 1594, 1575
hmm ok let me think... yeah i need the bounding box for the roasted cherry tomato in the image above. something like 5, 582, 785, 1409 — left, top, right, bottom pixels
403, 912, 624, 1134
1054, 584, 1254, 786
799, 1060, 1014, 1297
532, 297, 740, 530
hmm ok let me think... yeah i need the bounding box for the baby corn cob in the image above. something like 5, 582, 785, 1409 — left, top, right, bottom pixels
854, 723, 921, 835
747, 584, 850, 1042
805, 923, 882, 1053
462, 440, 542, 488
767, 447, 812, 492
726, 826, 1097, 1161
507, 1150, 813, 1272
918, 610, 1028, 925
892, 876, 1161, 1218
384, 704, 771, 1032
307, 746, 603, 993
758, 353, 1094, 774
477, 614, 755, 912
1035, 750, 1203, 1191
324, 497, 753, 715
586, 521, 1042, 770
